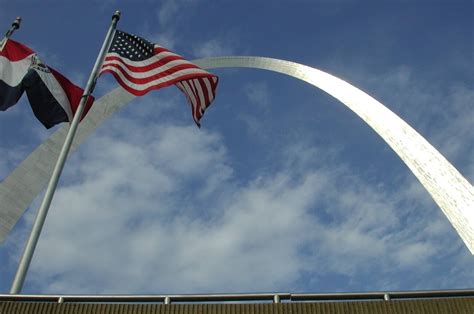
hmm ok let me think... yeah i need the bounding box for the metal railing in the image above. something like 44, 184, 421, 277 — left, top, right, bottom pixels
0, 289, 473, 304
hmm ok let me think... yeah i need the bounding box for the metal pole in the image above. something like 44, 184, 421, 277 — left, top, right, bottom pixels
10, 10, 121, 294
0, 17, 21, 50
5, 17, 22, 38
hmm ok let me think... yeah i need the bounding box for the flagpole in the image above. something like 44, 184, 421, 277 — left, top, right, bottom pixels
10, 10, 121, 295
0, 17, 21, 50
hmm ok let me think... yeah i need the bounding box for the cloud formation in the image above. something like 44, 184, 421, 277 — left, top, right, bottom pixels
1, 0, 472, 296
11, 107, 469, 294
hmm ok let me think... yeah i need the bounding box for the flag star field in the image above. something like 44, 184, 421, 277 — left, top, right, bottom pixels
0, 1, 472, 294
111, 31, 154, 60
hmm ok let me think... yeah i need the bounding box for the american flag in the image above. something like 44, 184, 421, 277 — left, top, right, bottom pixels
100, 30, 218, 126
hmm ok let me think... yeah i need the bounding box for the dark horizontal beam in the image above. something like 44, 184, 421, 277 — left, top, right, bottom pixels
0, 293, 289, 303
0, 289, 473, 304
292, 289, 474, 301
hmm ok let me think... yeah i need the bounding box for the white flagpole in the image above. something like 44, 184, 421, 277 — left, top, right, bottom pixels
0, 17, 21, 50
10, 10, 121, 294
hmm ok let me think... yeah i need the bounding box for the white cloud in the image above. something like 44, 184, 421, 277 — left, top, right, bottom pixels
145, 31, 178, 51
244, 81, 270, 108
7, 112, 466, 294
237, 114, 268, 141
192, 39, 235, 58
236, 82, 272, 140
431, 84, 474, 175
158, 0, 181, 27
158, 0, 199, 27
395, 242, 436, 268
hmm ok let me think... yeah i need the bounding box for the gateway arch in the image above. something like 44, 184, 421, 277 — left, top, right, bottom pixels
0, 56, 473, 253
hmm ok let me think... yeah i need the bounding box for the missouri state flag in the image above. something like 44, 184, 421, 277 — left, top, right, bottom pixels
22, 56, 94, 129
0, 38, 34, 111
100, 30, 218, 127
0, 38, 94, 129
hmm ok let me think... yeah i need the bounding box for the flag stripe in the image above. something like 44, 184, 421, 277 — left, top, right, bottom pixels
0, 54, 34, 87
49, 67, 94, 120
0, 39, 35, 111
152, 46, 175, 54
0, 79, 24, 111
181, 80, 198, 109
34, 68, 73, 121
203, 77, 215, 103
194, 79, 206, 111
103, 48, 190, 68
176, 81, 201, 125
0, 39, 35, 61
101, 65, 215, 94
23, 69, 70, 128
103, 54, 196, 73
22, 67, 94, 129
101, 60, 204, 81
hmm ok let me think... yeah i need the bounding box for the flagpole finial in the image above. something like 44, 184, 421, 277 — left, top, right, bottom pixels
12, 17, 21, 30
112, 10, 121, 21
3, 16, 21, 41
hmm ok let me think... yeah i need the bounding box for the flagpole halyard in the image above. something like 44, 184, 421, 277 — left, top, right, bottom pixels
9, 11, 121, 295
1, 17, 21, 50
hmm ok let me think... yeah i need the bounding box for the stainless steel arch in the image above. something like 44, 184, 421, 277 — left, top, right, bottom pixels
1, 56, 473, 253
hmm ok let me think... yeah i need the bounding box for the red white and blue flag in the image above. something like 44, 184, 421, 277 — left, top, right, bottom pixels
100, 30, 218, 126
0, 38, 94, 129
22, 56, 94, 129
0, 38, 34, 111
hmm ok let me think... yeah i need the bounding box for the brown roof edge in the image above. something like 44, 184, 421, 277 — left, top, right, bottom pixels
1, 297, 474, 314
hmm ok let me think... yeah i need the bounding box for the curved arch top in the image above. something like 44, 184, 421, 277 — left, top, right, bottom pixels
1, 56, 473, 253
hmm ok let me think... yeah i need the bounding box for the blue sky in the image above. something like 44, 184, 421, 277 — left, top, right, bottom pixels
0, 0, 473, 294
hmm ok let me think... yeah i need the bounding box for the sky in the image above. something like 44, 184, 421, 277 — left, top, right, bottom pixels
0, 0, 473, 295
